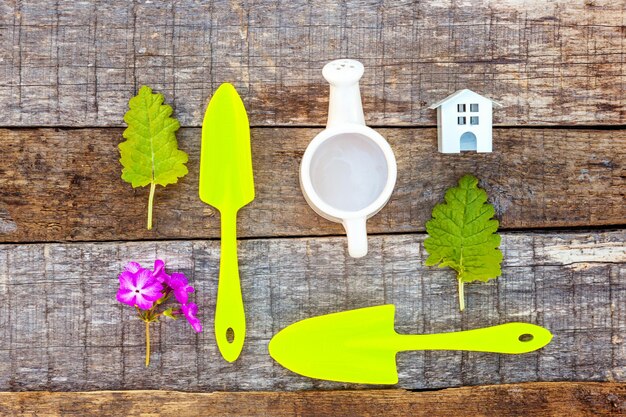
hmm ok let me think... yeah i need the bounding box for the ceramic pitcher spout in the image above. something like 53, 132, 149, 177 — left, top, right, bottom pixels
322, 59, 366, 127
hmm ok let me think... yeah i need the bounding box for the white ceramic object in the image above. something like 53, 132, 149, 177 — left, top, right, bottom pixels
428, 89, 503, 154
300, 59, 397, 258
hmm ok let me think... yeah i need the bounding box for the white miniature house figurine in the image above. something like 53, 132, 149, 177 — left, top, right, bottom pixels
429, 89, 502, 153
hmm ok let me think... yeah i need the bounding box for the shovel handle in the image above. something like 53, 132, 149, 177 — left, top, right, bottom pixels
215, 209, 246, 362
397, 322, 552, 354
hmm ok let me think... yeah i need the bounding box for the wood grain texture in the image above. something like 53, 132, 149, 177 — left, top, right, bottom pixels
1, 127, 624, 243
0, 0, 624, 127
0, 231, 623, 391
0, 383, 625, 416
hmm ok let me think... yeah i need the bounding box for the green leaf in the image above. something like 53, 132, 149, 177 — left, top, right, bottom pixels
119, 85, 188, 229
423, 174, 503, 311
162, 307, 178, 320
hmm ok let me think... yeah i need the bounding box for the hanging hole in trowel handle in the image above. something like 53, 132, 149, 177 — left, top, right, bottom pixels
226, 327, 235, 343
518, 333, 534, 342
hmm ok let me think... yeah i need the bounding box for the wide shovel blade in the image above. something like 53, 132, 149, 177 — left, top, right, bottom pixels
269, 305, 552, 384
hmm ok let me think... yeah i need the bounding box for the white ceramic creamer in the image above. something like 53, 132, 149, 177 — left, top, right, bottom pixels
300, 59, 397, 258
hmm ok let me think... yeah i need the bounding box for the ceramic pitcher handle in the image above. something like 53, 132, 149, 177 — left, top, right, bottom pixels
343, 217, 368, 258
322, 59, 365, 127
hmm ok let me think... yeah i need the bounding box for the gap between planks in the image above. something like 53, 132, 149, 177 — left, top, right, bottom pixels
0, 225, 625, 247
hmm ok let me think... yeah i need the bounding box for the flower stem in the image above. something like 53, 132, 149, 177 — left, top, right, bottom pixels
147, 182, 156, 230
145, 321, 151, 367
458, 279, 465, 311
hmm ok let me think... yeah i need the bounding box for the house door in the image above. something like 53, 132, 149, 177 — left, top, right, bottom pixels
460, 131, 477, 151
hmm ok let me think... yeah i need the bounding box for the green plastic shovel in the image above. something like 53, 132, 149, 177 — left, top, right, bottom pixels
269, 305, 552, 384
200, 83, 254, 362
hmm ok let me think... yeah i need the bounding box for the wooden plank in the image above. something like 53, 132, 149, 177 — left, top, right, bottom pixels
0, 383, 624, 416
0, 0, 624, 127
1, 127, 624, 242
0, 231, 623, 391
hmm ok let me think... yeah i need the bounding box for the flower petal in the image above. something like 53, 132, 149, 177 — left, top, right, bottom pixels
180, 303, 202, 332
174, 288, 189, 305
134, 294, 154, 310
168, 272, 188, 289
153, 259, 165, 275
116, 288, 136, 306
125, 262, 142, 273
142, 281, 164, 299
130, 270, 139, 288
152, 259, 171, 284
118, 271, 136, 290
143, 279, 164, 292
135, 269, 155, 289
182, 302, 198, 318
143, 289, 164, 302
154, 271, 171, 285
180, 303, 189, 316
190, 319, 202, 333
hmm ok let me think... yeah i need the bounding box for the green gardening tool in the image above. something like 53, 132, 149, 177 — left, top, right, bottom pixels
269, 305, 552, 384
200, 83, 254, 362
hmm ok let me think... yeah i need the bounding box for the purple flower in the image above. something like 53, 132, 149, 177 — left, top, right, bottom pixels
117, 266, 163, 310
152, 259, 171, 285
169, 272, 195, 304
181, 303, 202, 333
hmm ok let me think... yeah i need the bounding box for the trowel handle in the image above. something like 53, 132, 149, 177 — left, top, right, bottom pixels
215, 209, 246, 362
397, 323, 552, 354
322, 59, 365, 127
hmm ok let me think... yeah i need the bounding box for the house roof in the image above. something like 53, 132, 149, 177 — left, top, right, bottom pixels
428, 89, 503, 109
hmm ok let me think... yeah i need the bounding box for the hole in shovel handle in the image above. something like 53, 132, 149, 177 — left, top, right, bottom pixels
226, 327, 235, 343
518, 333, 534, 342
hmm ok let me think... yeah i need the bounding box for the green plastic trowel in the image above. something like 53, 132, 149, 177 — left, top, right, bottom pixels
200, 83, 254, 362
269, 305, 552, 384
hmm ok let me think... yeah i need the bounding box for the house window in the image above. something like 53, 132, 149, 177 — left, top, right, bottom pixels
470, 103, 479, 112
470, 116, 479, 125
458, 117, 466, 125
457, 104, 466, 112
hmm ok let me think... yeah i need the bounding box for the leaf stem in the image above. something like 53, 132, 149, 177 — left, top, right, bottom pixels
458, 279, 465, 311
145, 321, 151, 367
147, 182, 156, 230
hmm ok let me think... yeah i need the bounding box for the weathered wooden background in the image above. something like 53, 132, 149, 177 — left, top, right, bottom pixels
0, 0, 625, 415
1, 0, 625, 127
